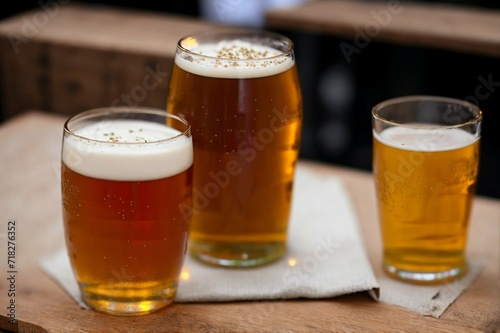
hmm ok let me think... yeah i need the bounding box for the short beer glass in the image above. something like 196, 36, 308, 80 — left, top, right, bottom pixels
61, 107, 193, 315
167, 29, 303, 267
372, 96, 482, 284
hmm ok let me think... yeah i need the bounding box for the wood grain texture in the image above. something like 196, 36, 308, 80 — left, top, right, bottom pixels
0, 111, 498, 332
265, 0, 500, 57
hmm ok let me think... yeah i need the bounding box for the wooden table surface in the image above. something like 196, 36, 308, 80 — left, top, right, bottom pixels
0, 111, 498, 332
265, 0, 500, 58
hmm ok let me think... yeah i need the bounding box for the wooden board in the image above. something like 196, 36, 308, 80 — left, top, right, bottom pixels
0, 111, 498, 332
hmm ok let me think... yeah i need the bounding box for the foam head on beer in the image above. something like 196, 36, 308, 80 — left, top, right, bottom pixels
374, 126, 479, 152
63, 120, 193, 181
176, 38, 294, 79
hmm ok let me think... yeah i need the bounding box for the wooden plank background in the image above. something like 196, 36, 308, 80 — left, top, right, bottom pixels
0, 3, 221, 120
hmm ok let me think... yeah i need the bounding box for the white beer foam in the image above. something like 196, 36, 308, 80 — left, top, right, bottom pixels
63, 120, 193, 181
374, 126, 478, 152
175, 40, 294, 79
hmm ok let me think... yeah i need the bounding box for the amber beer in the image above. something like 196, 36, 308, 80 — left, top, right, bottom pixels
167, 30, 302, 266
61, 108, 193, 315
372, 96, 482, 283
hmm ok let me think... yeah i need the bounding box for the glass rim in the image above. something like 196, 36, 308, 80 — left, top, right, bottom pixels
372, 95, 483, 129
63, 106, 191, 145
176, 28, 294, 62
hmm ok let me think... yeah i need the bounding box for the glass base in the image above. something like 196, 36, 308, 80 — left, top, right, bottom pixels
79, 282, 177, 316
383, 263, 467, 285
189, 240, 286, 267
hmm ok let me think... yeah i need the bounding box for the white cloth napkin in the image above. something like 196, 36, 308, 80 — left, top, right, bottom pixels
39, 165, 379, 307
377, 259, 484, 317
175, 166, 379, 302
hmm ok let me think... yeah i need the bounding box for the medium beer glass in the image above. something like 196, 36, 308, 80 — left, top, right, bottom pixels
372, 96, 482, 284
167, 29, 303, 267
61, 107, 193, 315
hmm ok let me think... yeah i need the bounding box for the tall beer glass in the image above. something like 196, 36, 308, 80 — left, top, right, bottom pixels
61, 107, 193, 315
167, 29, 302, 267
372, 96, 482, 284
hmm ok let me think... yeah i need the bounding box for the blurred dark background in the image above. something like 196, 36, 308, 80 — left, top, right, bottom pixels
1, 1, 499, 198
